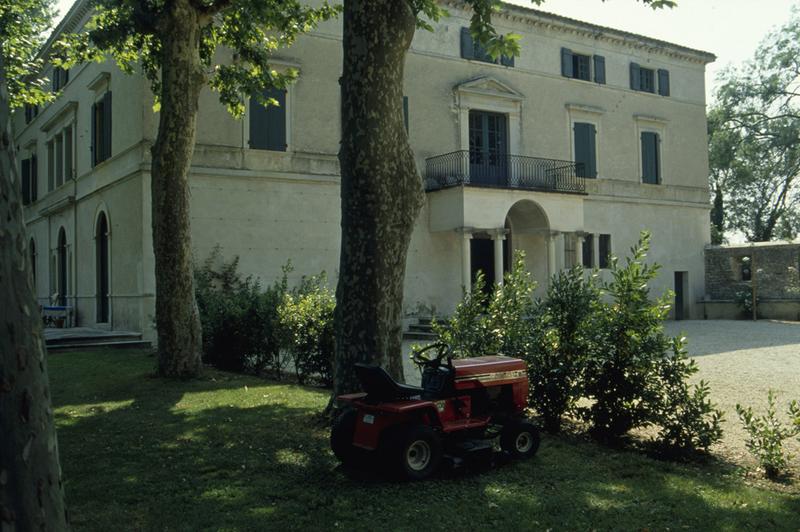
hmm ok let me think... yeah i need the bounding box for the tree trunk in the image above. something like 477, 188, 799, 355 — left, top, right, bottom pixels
0, 51, 68, 531
332, 0, 424, 399
151, 0, 205, 377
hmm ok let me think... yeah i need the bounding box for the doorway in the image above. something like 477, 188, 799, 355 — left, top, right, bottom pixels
470, 237, 495, 297
57, 227, 67, 306
674, 271, 689, 320
96, 212, 110, 323
469, 110, 508, 186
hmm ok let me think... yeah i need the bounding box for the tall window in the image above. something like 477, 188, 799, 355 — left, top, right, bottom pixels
641, 131, 661, 184
96, 212, 110, 323
29, 238, 36, 289
582, 233, 594, 268
249, 87, 287, 152
92, 91, 113, 165
20, 155, 37, 204
57, 227, 67, 306
573, 122, 597, 178
52, 67, 69, 91
47, 125, 74, 190
599, 234, 612, 269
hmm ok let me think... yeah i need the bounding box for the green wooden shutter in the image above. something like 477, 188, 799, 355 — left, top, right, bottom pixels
249, 92, 269, 149
561, 48, 573, 77
574, 123, 597, 178
21, 158, 31, 205
658, 69, 670, 96
31, 156, 38, 202
630, 62, 641, 90
265, 88, 287, 151
102, 91, 112, 161
593, 55, 606, 84
460, 27, 474, 59
402, 96, 409, 133
641, 132, 660, 184
91, 102, 97, 166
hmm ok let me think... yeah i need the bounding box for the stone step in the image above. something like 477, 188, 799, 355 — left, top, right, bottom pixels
47, 340, 152, 351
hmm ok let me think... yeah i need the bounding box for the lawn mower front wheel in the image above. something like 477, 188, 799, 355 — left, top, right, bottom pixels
500, 419, 541, 459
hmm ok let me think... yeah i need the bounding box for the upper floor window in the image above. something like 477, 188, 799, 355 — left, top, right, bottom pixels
52, 67, 69, 92
21, 155, 38, 205
573, 122, 597, 178
48, 125, 75, 190
249, 87, 287, 152
403, 96, 409, 134
24, 104, 39, 124
460, 28, 515, 67
92, 91, 112, 166
561, 49, 605, 84
641, 131, 661, 184
630, 63, 670, 96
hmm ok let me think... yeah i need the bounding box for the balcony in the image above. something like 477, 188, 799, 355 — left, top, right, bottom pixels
425, 150, 586, 194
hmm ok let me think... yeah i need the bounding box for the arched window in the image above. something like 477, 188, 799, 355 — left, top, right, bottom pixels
96, 212, 110, 323
57, 227, 67, 306
29, 238, 36, 288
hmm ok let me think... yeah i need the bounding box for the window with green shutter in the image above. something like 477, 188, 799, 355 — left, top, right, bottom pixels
582, 233, 594, 268
561, 48, 591, 81
461, 27, 514, 66
573, 122, 597, 178
593, 55, 606, 84
92, 91, 112, 166
21, 158, 31, 205
630, 63, 656, 93
249, 87, 287, 152
641, 131, 660, 184
658, 69, 670, 96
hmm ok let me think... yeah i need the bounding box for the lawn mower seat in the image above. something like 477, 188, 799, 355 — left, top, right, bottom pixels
354, 363, 423, 402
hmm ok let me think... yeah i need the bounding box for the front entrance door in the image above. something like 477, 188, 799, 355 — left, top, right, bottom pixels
674, 271, 687, 320
470, 238, 495, 298
469, 110, 508, 186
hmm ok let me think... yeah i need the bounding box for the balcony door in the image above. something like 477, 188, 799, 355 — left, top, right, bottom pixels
469, 110, 508, 186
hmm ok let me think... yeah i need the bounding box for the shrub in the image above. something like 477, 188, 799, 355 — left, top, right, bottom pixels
434, 251, 536, 358
278, 273, 336, 386
525, 266, 601, 433
195, 249, 286, 375
736, 390, 800, 479
734, 288, 758, 318
653, 336, 724, 455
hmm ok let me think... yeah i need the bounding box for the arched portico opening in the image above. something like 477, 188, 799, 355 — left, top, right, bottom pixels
504, 199, 551, 291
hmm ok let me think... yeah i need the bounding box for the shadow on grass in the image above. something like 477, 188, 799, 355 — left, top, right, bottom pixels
50, 350, 800, 531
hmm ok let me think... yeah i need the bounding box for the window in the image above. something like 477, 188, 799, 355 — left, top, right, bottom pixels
57, 227, 67, 306
641, 131, 661, 184
24, 104, 39, 124
29, 238, 36, 288
573, 122, 597, 178
92, 91, 113, 165
561, 49, 605, 84
249, 87, 287, 152
20, 155, 37, 205
52, 67, 69, 92
48, 125, 74, 189
564, 235, 576, 268
630, 63, 669, 95
461, 28, 514, 66
96, 212, 110, 323
599, 234, 611, 269
740, 256, 752, 281
582, 234, 594, 268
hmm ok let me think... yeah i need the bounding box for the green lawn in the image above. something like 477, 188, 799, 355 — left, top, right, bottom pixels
50, 350, 799, 531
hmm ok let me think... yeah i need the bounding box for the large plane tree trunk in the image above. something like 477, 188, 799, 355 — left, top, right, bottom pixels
332, 0, 424, 399
151, 0, 205, 377
0, 51, 68, 531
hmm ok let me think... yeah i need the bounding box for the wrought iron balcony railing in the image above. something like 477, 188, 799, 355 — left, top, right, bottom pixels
425, 150, 586, 194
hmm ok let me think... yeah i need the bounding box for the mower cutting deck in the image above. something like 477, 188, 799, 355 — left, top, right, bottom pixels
331, 343, 540, 480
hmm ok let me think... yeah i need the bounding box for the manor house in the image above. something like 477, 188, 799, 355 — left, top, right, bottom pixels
15, 0, 715, 340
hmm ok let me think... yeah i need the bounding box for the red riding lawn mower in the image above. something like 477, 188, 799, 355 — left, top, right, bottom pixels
331, 343, 540, 480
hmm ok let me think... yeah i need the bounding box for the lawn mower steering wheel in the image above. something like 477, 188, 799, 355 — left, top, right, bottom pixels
412, 342, 453, 369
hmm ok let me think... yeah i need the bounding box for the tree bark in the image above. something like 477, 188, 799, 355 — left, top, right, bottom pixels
151, 0, 205, 377
332, 0, 424, 399
0, 50, 68, 531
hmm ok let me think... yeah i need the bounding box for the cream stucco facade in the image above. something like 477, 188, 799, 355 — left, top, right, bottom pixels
16, 0, 715, 340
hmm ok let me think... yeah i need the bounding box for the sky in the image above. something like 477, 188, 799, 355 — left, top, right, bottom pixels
54, 0, 796, 103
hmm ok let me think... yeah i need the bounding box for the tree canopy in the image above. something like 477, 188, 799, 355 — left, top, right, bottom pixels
709, 7, 800, 242
0, 0, 54, 107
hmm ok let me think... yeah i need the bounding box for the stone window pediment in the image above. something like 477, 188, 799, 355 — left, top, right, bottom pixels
454, 77, 524, 102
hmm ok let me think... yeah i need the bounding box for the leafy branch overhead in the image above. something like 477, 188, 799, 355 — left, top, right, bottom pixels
56, 0, 341, 115
0, 0, 55, 107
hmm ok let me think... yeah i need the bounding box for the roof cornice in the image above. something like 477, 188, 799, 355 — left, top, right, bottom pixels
444, 0, 716, 65
38, 0, 93, 61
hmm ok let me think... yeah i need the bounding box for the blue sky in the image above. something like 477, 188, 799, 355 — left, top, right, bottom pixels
55, 0, 796, 103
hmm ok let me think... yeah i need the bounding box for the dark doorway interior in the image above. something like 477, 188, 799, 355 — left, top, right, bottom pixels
57, 228, 67, 306
96, 213, 110, 323
674, 271, 687, 320
471, 238, 495, 297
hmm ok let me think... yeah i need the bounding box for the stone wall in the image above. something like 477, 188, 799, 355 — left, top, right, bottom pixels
704, 242, 800, 301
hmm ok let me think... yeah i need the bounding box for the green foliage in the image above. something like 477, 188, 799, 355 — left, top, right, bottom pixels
0, 0, 55, 107
278, 273, 336, 387
525, 266, 601, 433
433, 250, 536, 358
194, 248, 286, 376
734, 288, 758, 317
708, 8, 800, 241
736, 390, 800, 479
57, 0, 340, 115
653, 336, 724, 455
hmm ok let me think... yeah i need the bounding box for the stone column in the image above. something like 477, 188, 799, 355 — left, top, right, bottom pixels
546, 231, 558, 280
460, 229, 473, 292
492, 230, 506, 286
592, 233, 600, 269
575, 233, 584, 269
